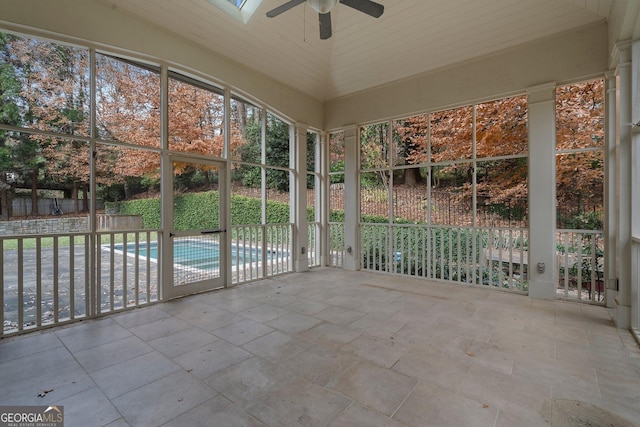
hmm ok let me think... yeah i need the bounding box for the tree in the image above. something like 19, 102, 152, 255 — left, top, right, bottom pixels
0, 33, 21, 219
395, 97, 528, 199
168, 77, 224, 158
360, 122, 390, 187
555, 79, 604, 214
0, 33, 90, 217
234, 113, 291, 192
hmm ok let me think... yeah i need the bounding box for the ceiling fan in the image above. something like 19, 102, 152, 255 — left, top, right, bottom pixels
266, 0, 384, 40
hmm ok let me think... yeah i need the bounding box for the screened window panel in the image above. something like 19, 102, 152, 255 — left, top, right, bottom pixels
230, 162, 262, 226
392, 176, 427, 224
476, 158, 528, 228
476, 95, 528, 158
431, 106, 472, 162
265, 167, 290, 224
230, 97, 262, 162
329, 131, 345, 172
95, 143, 161, 230
0, 33, 90, 137
556, 151, 603, 230
392, 114, 428, 167
95, 54, 160, 147
361, 122, 390, 170
360, 172, 389, 223
556, 79, 605, 150
429, 163, 473, 226
265, 113, 290, 168
168, 76, 224, 157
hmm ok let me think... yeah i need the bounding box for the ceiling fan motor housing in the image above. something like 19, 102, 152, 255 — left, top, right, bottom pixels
307, 0, 339, 14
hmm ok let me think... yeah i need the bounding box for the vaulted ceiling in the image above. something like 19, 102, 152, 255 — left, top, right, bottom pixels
99, 0, 612, 101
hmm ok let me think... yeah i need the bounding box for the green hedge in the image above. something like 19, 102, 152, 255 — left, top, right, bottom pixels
106, 191, 314, 228
111, 197, 161, 229
106, 191, 424, 229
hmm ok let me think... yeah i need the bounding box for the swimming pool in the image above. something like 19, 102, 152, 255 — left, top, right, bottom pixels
113, 239, 280, 271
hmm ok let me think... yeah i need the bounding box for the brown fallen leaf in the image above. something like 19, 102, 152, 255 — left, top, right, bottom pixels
37, 389, 53, 398
483, 404, 489, 409
466, 351, 476, 357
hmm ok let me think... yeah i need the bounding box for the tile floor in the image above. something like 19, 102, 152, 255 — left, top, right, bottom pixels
1, 268, 639, 426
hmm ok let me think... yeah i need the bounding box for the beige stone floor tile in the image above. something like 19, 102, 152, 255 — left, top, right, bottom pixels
330, 361, 417, 416
314, 305, 365, 325
206, 356, 297, 407
212, 318, 275, 346
90, 351, 181, 399
324, 294, 365, 310
259, 292, 299, 307
0, 363, 96, 406
460, 363, 552, 420
348, 312, 408, 338
173, 339, 251, 379
393, 381, 498, 427
112, 370, 215, 427
56, 321, 133, 352
0, 331, 63, 364
390, 305, 440, 324
163, 394, 265, 427
296, 321, 363, 346
435, 316, 494, 343
392, 320, 454, 351
208, 295, 264, 313
283, 298, 330, 314
495, 408, 551, 427
112, 304, 171, 329
341, 333, 409, 368
328, 403, 405, 427
176, 307, 245, 332
512, 352, 599, 395
242, 330, 313, 363
246, 376, 350, 426
58, 387, 122, 427
489, 326, 557, 360
103, 418, 131, 427
444, 337, 516, 375
239, 303, 290, 322
0, 345, 77, 384
3, 268, 639, 426
597, 369, 640, 411
128, 316, 191, 341
148, 327, 219, 358
392, 347, 472, 393
284, 342, 360, 387
73, 334, 153, 373
266, 312, 323, 334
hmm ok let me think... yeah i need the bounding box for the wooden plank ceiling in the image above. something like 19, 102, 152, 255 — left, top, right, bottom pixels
99, 0, 611, 101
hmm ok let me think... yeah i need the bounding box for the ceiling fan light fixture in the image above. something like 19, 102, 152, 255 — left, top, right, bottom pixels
307, 0, 339, 14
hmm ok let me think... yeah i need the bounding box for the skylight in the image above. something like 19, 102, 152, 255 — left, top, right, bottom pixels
208, 0, 262, 23
226, 0, 246, 8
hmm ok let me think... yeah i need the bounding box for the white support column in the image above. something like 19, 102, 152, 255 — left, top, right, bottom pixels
343, 125, 360, 271
223, 88, 233, 287
318, 132, 329, 267
614, 41, 633, 329
605, 72, 618, 307
633, 41, 640, 242
527, 83, 557, 299
630, 39, 640, 331
159, 64, 172, 301
293, 123, 309, 272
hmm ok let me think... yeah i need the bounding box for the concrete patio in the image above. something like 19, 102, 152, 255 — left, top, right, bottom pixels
0, 268, 639, 426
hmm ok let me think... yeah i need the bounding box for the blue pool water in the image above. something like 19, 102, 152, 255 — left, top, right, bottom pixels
114, 240, 275, 271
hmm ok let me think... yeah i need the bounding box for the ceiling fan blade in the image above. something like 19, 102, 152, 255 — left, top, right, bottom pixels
319, 12, 332, 40
266, 0, 306, 18
339, 0, 384, 18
